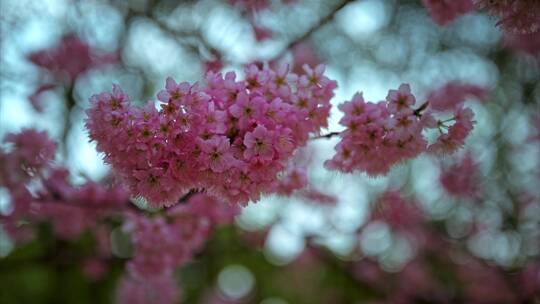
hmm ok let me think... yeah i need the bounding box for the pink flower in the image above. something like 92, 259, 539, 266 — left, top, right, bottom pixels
386, 83, 416, 114
86, 63, 337, 206
157, 77, 192, 103
28, 33, 117, 82
243, 125, 275, 162
199, 136, 234, 173
299, 64, 326, 87
229, 93, 265, 129
132, 168, 180, 207
327, 85, 426, 175
439, 152, 480, 198
429, 107, 475, 154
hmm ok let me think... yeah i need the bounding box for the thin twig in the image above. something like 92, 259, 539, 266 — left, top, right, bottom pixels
311, 131, 342, 140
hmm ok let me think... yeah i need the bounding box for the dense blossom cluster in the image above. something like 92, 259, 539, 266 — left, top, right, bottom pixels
325, 84, 475, 175
0, 129, 239, 304
86, 64, 337, 207
118, 193, 239, 304
3, 0, 540, 302
28, 34, 117, 82
439, 152, 480, 198
124, 194, 238, 279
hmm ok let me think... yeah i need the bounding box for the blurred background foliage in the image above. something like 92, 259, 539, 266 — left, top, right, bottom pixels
1, 0, 539, 303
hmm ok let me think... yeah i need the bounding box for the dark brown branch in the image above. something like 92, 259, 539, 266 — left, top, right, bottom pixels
177, 188, 204, 204
311, 131, 342, 140
413, 101, 429, 117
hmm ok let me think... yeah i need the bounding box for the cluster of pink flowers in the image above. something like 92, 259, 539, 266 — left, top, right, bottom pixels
118, 193, 239, 304
86, 64, 337, 207
476, 0, 540, 34
35, 168, 129, 239
369, 190, 425, 232
28, 34, 117, 83
124, 194, 238, 279
325, 84, 475, 175
426, 106, 475, 155
0, 129, 131, 240
439, 152, 480, 198
1, 128, 241, 304
0, 129, 56, 189
27, 34, 117, 112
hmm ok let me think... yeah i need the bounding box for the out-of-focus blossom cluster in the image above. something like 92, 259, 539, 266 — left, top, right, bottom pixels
352, 186, 540, 303
28, 34, 117, 83
325, 84, 476, 175
117, 193, 239, 304
0, 129, 240, 304
439, 152, 480, 198
427, 81, 488, 112
27, 34, 117, 112
86, 64, 337, 207
0, 129, 129, 241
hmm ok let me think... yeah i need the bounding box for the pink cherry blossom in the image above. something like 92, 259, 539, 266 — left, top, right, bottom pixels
28, 33, 118, 82
327, 84, 476, 175
86, 64, 337, 207
428, 107, 475, 154
243, 125, 275, 162
439, 152, 480, 198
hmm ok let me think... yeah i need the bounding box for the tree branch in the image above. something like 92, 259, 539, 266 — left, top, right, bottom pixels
311, 131, 342, 140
